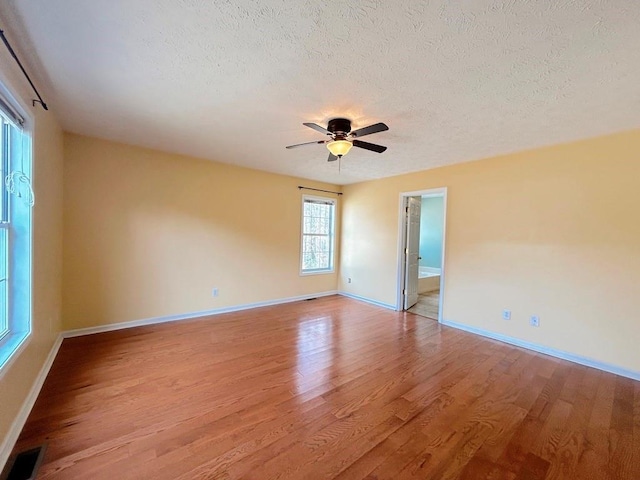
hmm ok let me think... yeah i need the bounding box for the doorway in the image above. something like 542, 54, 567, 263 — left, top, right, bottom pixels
396, 188, 447, 321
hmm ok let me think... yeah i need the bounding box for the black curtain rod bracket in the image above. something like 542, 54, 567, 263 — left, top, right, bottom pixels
0, 29, 48, 111
298, 186, 343, 196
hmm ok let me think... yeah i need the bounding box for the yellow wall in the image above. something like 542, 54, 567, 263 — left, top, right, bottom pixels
63, 134, 340, 330
0, 73, 64, 455
340, 130, 640, 373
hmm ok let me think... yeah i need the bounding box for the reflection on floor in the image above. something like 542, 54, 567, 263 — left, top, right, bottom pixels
407, 290, 440, 319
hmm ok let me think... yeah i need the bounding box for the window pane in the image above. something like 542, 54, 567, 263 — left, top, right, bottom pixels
0, 120, 5, 222
315, 253, 328, 269
302, 252, 316, 271
0, 228, 6, 336
0, 228, 8, 338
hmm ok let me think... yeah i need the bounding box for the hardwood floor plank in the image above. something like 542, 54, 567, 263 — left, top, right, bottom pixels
574, 372, 616, 480
334, 391, 457, 479
515, 452, 550, 480
389, 366, 527, 479
609, 376, 636, 480
458, 455, 517, 480
10, 295, 639, 479
540, 366, 596, 479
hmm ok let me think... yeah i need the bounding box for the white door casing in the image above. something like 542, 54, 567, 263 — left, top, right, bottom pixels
404, 196, 421, 310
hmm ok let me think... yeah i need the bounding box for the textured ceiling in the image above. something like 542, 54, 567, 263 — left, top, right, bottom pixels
1, 1, 639, 185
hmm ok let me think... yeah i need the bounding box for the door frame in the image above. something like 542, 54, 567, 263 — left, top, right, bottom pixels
395, 187, 448, 322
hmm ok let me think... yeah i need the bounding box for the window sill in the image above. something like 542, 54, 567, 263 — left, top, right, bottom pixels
300, 269, 335, 276
0, 331, 31, 380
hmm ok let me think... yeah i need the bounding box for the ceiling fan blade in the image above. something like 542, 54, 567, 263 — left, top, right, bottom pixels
350, 122, 389, 138
328, 153, 338, 162
303, 122, 332, 135
285, 140, 328, 149
353, 139, 387, 153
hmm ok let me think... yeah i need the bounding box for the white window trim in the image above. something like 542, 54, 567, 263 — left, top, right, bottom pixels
300, 194, 337, 276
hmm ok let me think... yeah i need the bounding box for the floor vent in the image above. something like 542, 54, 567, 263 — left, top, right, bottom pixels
304, 297, 317, 301
1, 445, 46, 480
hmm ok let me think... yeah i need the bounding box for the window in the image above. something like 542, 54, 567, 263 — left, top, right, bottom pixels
300, 195, 336, 274
0, 90, 32, 370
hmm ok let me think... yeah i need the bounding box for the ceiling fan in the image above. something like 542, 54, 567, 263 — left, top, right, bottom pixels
286, 118, 389, 162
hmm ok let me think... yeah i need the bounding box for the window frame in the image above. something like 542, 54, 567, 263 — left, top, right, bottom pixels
0, 81, 33, 374
299, 194, 337, 276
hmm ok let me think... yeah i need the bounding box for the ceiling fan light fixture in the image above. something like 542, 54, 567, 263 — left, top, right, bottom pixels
327, 139, 352, 157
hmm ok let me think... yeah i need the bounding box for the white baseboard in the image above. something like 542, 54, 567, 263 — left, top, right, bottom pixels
338, 291, 397, 311
63, 290, 339, 338
0, 333, 63, 471
441, 319, 640, 381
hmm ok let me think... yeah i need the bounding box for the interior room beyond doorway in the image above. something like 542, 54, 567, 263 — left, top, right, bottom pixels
402, 190, 446, 320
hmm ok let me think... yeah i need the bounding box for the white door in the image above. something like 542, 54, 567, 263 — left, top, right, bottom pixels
404, 196, 421, 309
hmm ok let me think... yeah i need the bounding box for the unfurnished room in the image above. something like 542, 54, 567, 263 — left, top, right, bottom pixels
0, 1, 638, 479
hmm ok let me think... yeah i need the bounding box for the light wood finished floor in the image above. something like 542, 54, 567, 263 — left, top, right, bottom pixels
407, 290, 440, 319
12, 296, 639, 479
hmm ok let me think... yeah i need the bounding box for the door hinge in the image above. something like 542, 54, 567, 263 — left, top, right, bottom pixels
405, 248, 409, 255
402, 289, 406, 295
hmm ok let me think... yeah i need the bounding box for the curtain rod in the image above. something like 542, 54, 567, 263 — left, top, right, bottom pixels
298, 186, 343, 196
0, 29, 48, 110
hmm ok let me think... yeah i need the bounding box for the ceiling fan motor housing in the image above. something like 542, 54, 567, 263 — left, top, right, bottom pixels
327, 118, 352, 137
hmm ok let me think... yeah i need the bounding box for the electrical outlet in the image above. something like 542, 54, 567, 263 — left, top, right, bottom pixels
212, 288, 219, 297
502, 309, 511, 320
348, 278, 352, 284
530, 315, 540, 327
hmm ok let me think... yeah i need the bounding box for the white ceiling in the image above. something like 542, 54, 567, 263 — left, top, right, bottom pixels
2, 1, 639, 185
